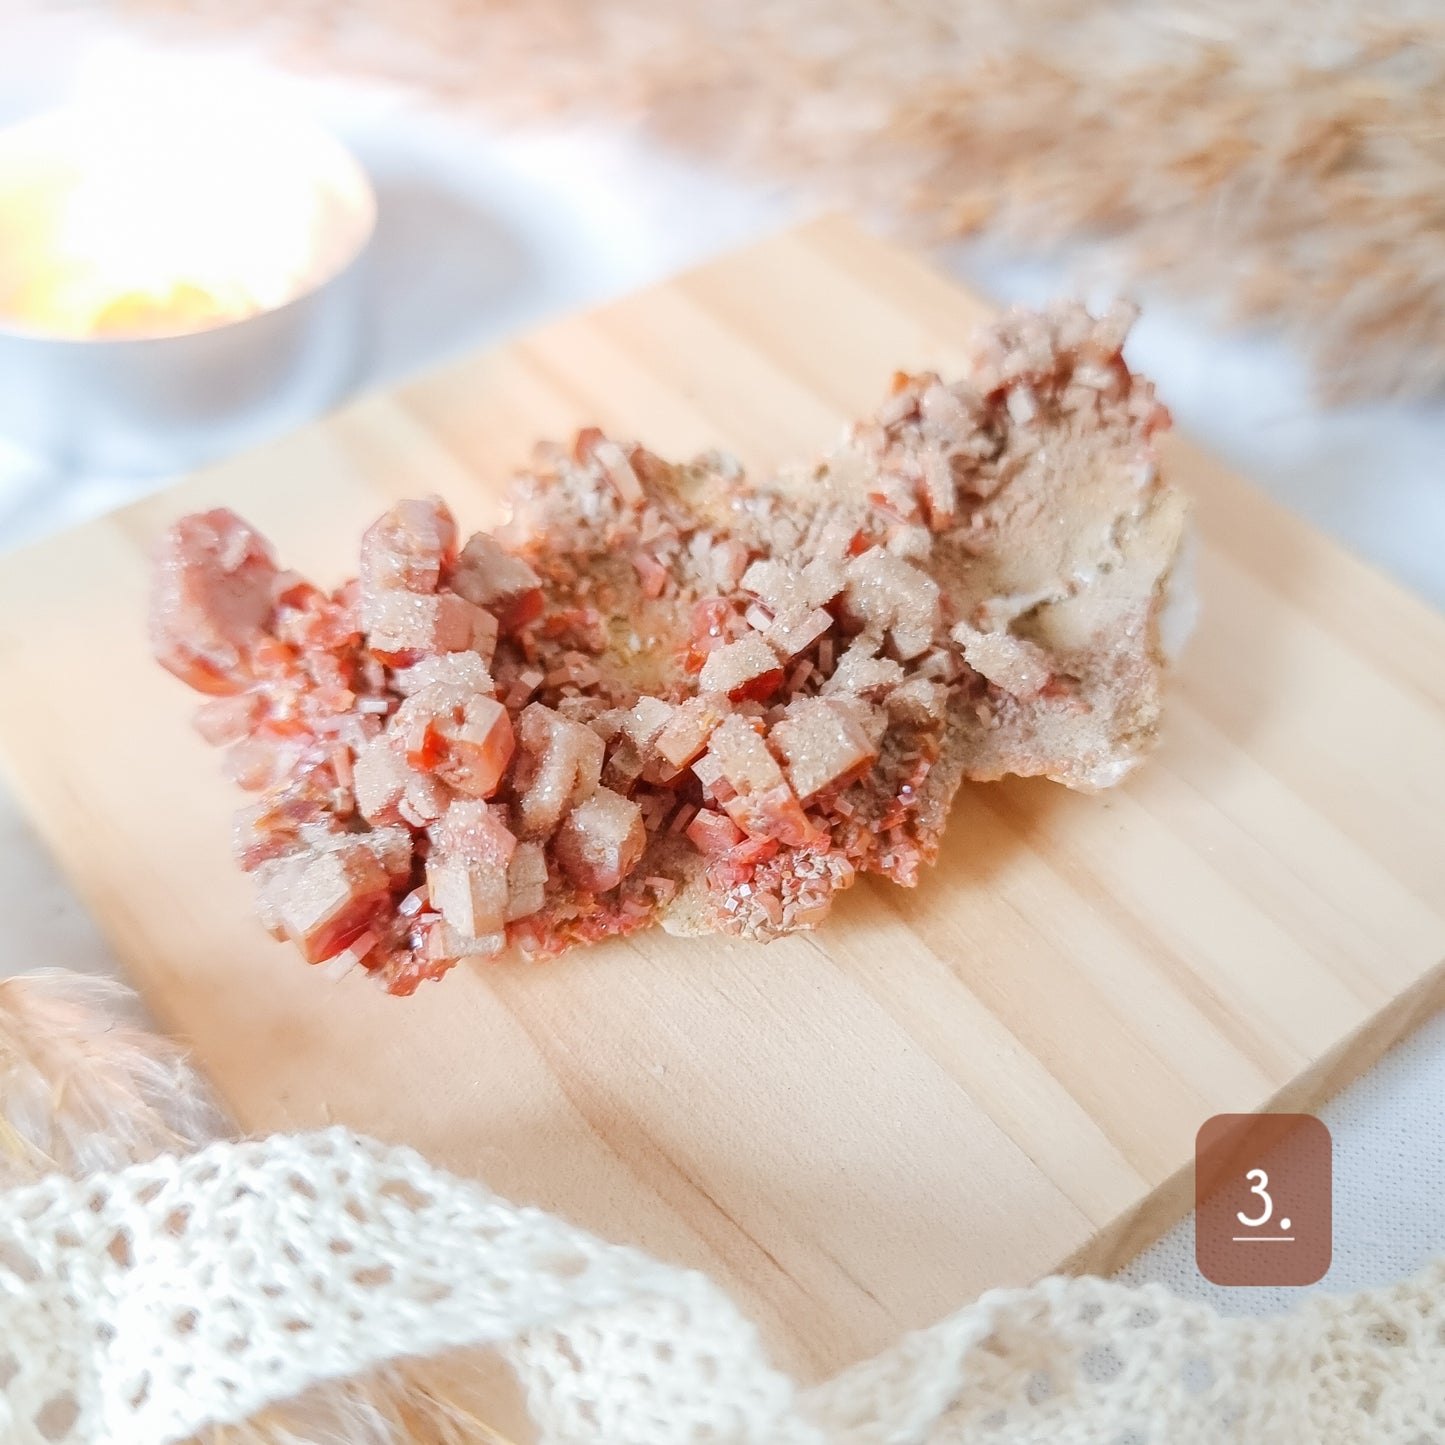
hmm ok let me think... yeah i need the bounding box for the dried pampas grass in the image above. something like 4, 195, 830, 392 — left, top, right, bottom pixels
197, 1359, 522, 1445
123, 0, 1445, 401
0, 971, 520, 1445
0, 971, 218, 1186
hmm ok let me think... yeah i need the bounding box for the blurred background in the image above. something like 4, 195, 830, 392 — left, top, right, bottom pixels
1, 0, 1442, 1322
3, 2, 1443, 605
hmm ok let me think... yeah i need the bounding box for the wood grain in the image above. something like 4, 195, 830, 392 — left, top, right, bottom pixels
1, 218, 1443, 1409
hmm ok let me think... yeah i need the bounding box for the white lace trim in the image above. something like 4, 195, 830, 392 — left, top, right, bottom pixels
1, 1128, 1440, 1445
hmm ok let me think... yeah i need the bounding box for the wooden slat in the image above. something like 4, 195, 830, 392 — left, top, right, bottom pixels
1, 219, 1443, 1421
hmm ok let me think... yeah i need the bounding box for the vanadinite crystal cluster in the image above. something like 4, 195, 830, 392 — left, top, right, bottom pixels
151, 305, 1188, 992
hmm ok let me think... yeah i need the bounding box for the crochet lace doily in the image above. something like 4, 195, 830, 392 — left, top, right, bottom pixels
1, 1128, 1441, 1445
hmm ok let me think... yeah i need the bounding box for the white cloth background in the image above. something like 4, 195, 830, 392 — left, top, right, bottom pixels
1, 7, 1442, 1326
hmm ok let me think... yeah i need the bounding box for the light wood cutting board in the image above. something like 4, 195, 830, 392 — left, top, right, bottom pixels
1, 218, 1444, 1402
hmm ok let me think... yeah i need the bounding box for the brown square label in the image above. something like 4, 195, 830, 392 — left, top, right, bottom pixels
1195, 1113, 1331, 1286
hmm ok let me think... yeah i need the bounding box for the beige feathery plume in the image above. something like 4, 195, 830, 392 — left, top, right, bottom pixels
0, 970, 219, 1186
196, 1359, 522, 1445
118, 0, 1445, 401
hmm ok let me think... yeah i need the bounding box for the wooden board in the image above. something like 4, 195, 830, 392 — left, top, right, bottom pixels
2, 217, 1445, 1405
